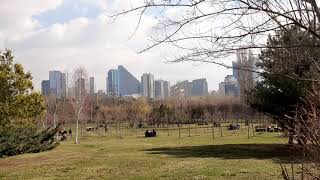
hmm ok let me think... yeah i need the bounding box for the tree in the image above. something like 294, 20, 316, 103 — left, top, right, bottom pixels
248, 26, 320, 144
0, 50, 45, 129
45, 95, 59, 138
112, 0, 320, 81
69, 67, 88, 144
0, 49, 58, 157
297, 83, 320, 178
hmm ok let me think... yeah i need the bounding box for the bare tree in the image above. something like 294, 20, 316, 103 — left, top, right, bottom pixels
69, 67, 88, 144
112, 0, 320, 83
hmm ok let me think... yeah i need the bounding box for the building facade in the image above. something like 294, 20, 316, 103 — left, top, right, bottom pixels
49, 71, 66, 98
107, 65, 140, 97
155, 80, 164, 99
41, 80, 50, 96
163, 81, 170, 98
219, 75, 240, 96
155, 80, 171, 99
89, 77, 95, 94
107, 69, 120, 96
171, 80, 191, 97
191, 78, 208, 96
118, 65, 140, 96
141, 73, 155, 99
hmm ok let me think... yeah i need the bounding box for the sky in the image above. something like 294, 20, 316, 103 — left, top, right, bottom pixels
0, 0, 233, 92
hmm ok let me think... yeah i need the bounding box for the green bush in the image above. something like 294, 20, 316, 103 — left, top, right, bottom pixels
0, 126, 60, 157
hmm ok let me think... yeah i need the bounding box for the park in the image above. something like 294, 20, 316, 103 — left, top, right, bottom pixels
0, 124, 290, 179
1, 0, 320, 179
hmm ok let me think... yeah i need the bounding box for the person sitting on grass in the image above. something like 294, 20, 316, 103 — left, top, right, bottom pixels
152, 129, 156, 137
145, 130, 150, 137
145, 129, 157, 137
61, 130, 68, 141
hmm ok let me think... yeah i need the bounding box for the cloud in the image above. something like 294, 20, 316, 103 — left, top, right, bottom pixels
0, 0, 63, 39
1, 0, 231, 92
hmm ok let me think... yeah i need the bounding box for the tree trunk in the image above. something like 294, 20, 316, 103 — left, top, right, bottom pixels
247, 121, 250, 139
288, 132, 294, 144
251, 119, 255, 137
212, 121, 215, 139
178, 123, 181, 138
220, 119, 223, 137
75, 116, 79, 144
232, 119, 235, 134
54, 112, 58, 140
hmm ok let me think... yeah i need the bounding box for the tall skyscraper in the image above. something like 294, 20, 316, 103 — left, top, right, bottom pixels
155, 80, 171, 99
107, 69, 119, 96
163, 81, 170, 98
219, 75, 240, 96
191, 78, 208, 96
232, 61, 238, 80
61, 73, 67, 98
107, 65, 140, 97
155, 80, 165, 99
41, 80, 50, 96
75, 78, 86, 98
236, 49, 257, 99
49, 71, 66, 98
89, 77, 95, 94
141, 73, 155, 99
118, 65, 140, 96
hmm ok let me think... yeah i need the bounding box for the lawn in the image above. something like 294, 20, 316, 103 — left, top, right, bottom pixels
0, 125, 290, 179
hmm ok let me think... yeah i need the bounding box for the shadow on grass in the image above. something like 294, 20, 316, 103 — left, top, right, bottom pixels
145, 144, 297, 163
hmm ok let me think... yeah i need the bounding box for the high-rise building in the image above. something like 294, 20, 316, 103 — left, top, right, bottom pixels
232, 61, 238, 80
155, 80, 165, 99
75, 78, 86, 98
41, 80, 50, 96
191, 78, 208, 96
141, 73, 155, 99
163, 81, 170, 98
171, 79, 208, 97
61, 73, 67, 98
89, 77, 95, 94
107, 69, 120, 96
219, 75, 240, 96
118, 65, 140, 96
171, 80, 191, 97
155, 80, 171, 99
236, 49, 257, 99
49, 71, 66, 98
107, 65, 140, 97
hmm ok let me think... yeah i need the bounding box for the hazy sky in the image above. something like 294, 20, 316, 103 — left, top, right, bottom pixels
0, 0, 233, 91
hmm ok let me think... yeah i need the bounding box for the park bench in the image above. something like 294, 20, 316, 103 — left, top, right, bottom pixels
228, 124, 240, 130
86, 127, 95, 131
255, 126, 267, 132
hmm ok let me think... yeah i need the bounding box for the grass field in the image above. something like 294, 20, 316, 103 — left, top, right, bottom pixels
0, 124, 291, 179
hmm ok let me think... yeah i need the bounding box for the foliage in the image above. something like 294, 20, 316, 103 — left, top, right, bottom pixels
0, 126, 59, 157
248, 26, 320, 143
0, 49, 58, 157
0, 50, 45, 131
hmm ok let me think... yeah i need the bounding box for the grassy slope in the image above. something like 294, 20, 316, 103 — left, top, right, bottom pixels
0, 125, 288, 180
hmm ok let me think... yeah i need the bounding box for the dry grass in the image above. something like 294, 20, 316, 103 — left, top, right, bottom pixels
0, 124, 289, 179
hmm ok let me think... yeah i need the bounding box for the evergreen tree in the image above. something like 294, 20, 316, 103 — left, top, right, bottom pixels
0, 49, 59, 157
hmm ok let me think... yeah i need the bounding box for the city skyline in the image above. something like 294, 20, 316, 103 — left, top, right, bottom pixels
43, 65, 217, 94
41, 65, 210, 98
